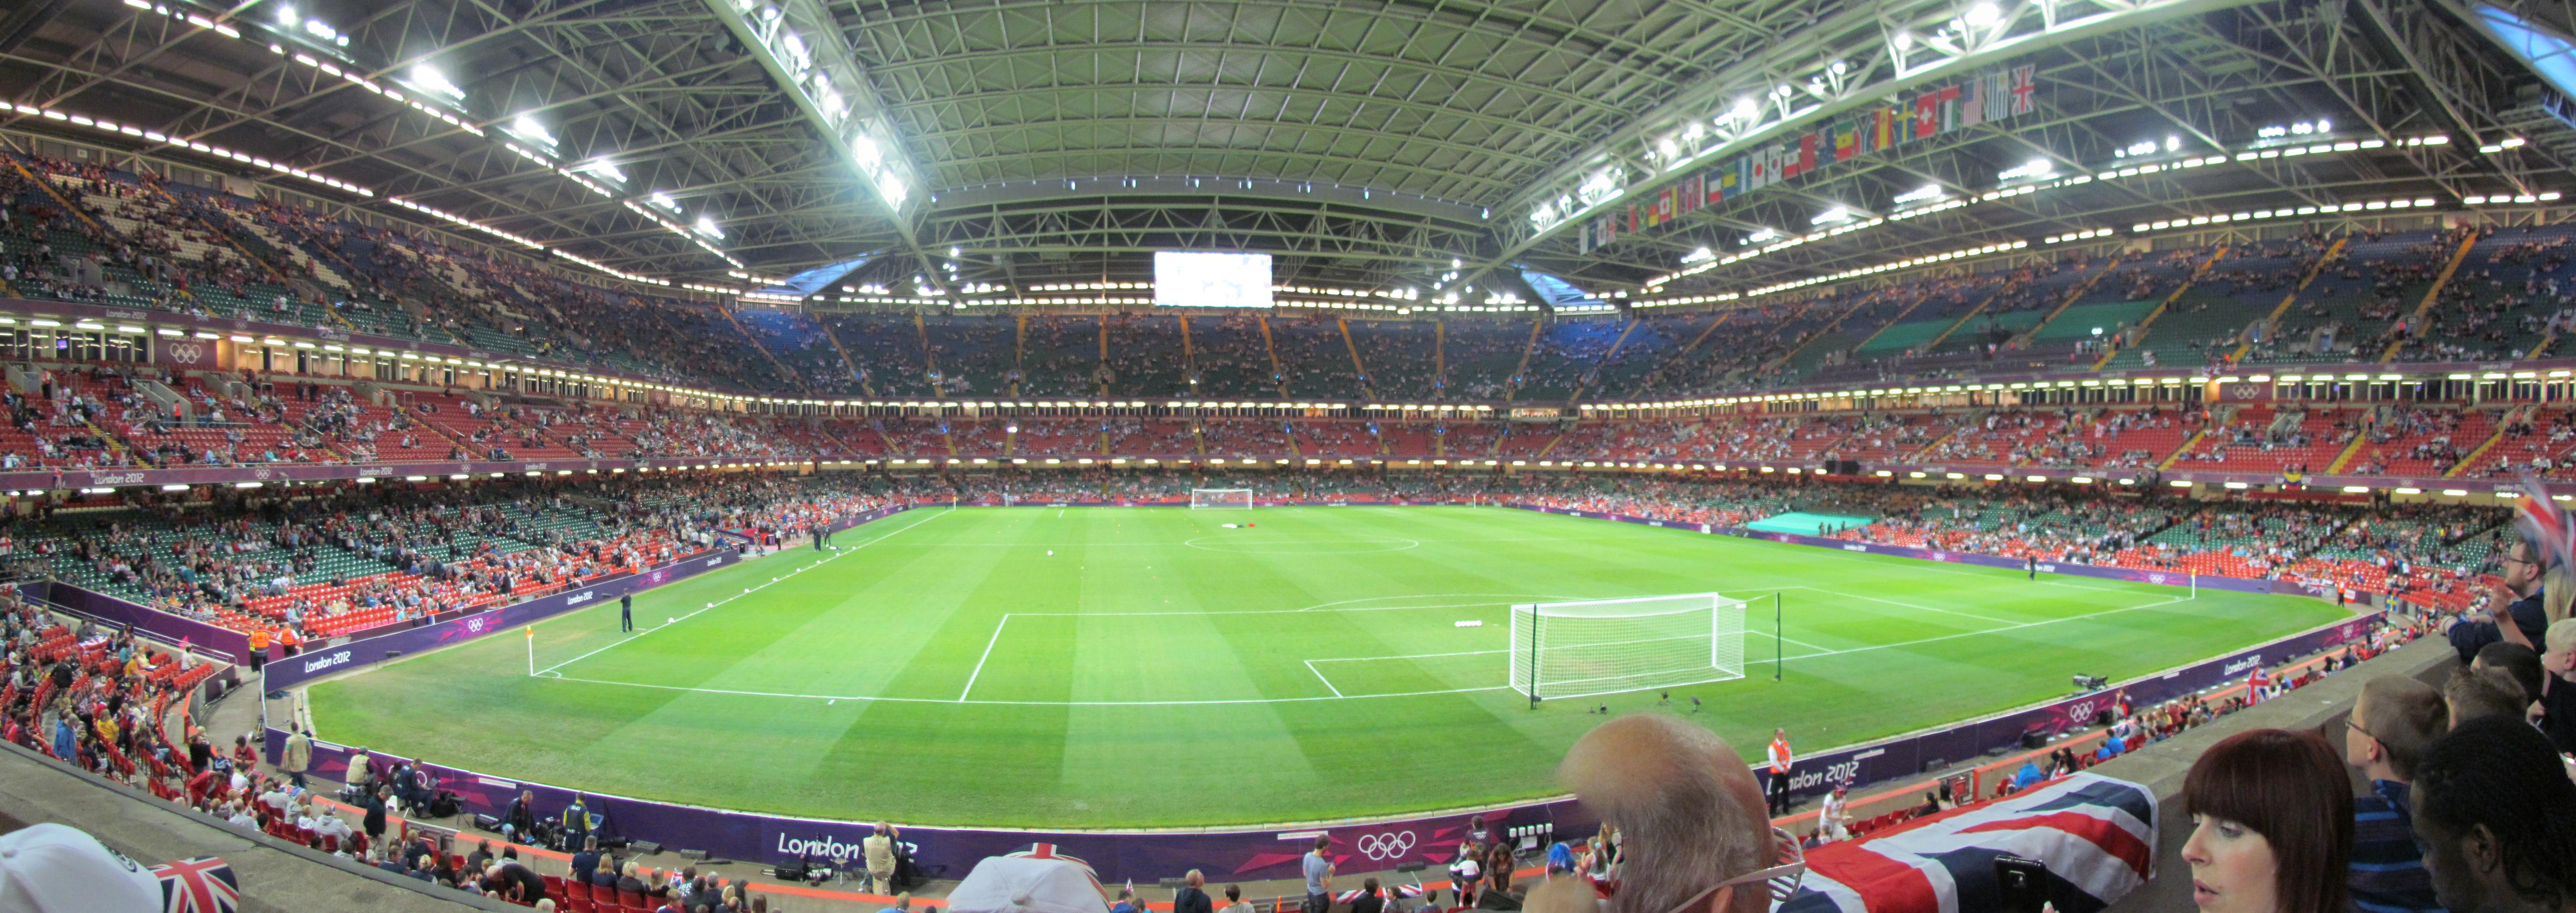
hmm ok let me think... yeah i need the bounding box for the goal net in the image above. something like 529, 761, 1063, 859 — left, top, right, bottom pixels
1190, 488, 1254, 510
1508, 593, 1746, 699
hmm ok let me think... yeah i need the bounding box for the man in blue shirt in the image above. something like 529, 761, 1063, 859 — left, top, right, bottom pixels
2343, 676, 2449, 913
1302, 835, 1334, 913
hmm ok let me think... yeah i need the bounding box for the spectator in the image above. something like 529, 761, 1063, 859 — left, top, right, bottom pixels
2409, 716, 2576, 913
1111, 887, 1141, 913
2449, 540, 2552, 662
616, 860, 649, 898
572, 836, 602, 885
1350, 877, 1385, 913
2180, 729, 2353, 913
1528, 714, 1784, 913
2446, 667, 2531, 729
1221, 884, 1253, 913
2541, 617, 2576, 755
2475, 641, 2547, 713
1174, 870, 1213, 913
2342, 677, 2448, 913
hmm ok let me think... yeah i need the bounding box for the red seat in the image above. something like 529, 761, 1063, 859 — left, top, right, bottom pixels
620, 890, 645, 908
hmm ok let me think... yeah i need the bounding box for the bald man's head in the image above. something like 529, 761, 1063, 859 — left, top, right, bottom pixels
1556, 714, 1773, 913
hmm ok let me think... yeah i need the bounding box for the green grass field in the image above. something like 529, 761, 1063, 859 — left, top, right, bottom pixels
304, 505, 2352, 828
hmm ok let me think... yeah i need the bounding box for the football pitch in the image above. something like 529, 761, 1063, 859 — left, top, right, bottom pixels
303, 504, 2353, 828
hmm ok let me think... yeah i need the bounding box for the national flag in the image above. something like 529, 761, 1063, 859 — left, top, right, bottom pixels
1715, 166, 1739, 202
1934, 85, 1964, 132
1333, 884, 1427, 904
1627, 206, 1639, 233
1007, 843, 1098, 876
1678, 174, 1704, 214
155, 857, 241, 913
1778, 774, 2156, 913
2009, 64, 2038, 115
1595, 213, 1616, 247
1913, 93, 1939, 138
1006, 842, 1109, 897
1799, 132, 1819, 173
1833, 123, 1858, 161
2514, 473, 2576, 570
1960, 77, 1986, 128
1656, 188, 1675, 222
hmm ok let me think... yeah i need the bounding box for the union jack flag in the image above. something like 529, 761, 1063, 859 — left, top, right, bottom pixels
1779, 774, 2154, 913
2515, 473, 2576, 570
155, 856, 240, 913
1006, 843, 1103, 894
1336, 885, 1425, 903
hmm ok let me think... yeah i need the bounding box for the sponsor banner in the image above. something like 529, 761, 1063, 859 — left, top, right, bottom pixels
276, 726, 1576, 883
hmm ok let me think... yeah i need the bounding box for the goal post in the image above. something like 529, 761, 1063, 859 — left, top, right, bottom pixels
1190, 487, 1255, 510
1508, 593, 1747, 700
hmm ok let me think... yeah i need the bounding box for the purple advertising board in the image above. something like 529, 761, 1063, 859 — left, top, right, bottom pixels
32, 581, 253, 662
254, 499, 2379, 882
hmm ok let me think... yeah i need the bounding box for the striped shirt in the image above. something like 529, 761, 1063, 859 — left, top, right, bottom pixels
2351, 779, 2446, 913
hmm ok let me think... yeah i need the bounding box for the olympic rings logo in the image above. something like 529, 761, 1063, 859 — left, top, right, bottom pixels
1355, 831, 1417, 861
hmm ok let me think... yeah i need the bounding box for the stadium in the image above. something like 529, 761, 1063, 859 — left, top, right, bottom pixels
1, 0, 2575, 911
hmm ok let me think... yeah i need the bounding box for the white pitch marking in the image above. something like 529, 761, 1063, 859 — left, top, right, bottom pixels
530, 506, 951, 677
958, 614, 1011, 702
534, 592, 2198, 706
1303, 659, 1346, 697
1779, 586, 2020, 625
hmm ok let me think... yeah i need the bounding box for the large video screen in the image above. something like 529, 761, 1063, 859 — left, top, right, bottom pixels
1154, 251, 1273, 308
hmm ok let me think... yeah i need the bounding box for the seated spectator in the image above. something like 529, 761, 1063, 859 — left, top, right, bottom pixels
2342, 676, 2449, 913
2477, 640, 2547, 702
2542, 618, 2576, 755
2409, 716, 2576, 913
2446, 666, 2531, 729
2181, 729, 2353, 913
1527, 714, 1786, 913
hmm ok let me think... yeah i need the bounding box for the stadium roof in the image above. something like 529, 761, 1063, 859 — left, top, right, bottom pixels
0, 0, 2566, 307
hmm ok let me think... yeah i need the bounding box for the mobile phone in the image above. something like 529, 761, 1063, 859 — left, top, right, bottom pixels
1992, 854, 2050, 913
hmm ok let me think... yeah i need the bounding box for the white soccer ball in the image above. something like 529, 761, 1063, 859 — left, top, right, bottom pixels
666, 617, 676, 624
1047, 550, 1054, 556
705, 602, 714, 609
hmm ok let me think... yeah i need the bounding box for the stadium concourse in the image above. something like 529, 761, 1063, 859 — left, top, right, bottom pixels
11, 0, 2576, 909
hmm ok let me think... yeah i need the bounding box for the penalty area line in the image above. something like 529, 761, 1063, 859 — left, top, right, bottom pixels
1302, 659, 1346, 697
958, 614, 1010, 702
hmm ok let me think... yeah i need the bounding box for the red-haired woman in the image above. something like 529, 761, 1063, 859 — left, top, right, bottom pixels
2179, 728, 2353, 913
